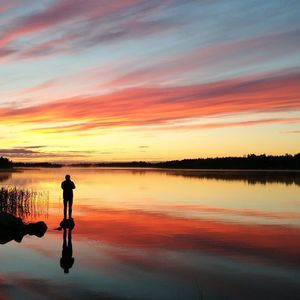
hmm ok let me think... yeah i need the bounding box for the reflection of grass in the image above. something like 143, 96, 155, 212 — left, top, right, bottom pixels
0, 187, 49, 219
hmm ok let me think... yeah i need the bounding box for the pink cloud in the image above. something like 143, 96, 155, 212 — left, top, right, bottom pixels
0, 0, 166, 49
17, 37, 70, 60
0, 0, 97, 47
0, 1, 19, 14
0, 48, 17, 60
1, 71, 300, 131
21, 79, 57, 94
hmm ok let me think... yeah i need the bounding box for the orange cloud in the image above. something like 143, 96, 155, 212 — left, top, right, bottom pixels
0, 73, 300, 129
1, 71, 300, 132
148, 117, 300, 132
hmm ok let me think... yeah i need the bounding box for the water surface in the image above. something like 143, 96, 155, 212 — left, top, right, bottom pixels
0, 168, 300, 300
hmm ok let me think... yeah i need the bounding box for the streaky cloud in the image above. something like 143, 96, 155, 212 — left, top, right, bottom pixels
102, 29, 300, 88
1, 70, 299, 133
0, 0, 179, 50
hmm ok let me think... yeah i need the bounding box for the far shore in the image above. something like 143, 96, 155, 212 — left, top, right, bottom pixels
8, 166, 300, 172
1, 153, 299, 171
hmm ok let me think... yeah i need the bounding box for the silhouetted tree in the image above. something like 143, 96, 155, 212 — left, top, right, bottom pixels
0, 157, 13, 169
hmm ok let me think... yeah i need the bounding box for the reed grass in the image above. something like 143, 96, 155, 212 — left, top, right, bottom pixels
0, 186, 49, 219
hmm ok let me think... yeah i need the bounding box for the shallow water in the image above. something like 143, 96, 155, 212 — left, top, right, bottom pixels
0, 168, 300, 300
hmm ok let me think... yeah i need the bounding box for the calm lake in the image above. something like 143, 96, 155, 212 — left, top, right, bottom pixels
0, 167, 300, 300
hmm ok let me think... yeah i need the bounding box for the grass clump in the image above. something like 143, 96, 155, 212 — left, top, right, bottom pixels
0, 186, 49, 219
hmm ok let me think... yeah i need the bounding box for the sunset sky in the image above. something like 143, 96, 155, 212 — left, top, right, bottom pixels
0, 0, 300, 162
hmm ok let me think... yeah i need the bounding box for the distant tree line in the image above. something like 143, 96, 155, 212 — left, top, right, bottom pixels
0, 157, 62, 169
1, 153, 300, 170
152, 153, 300, 170
167, 169, 300, 186
13, 162, 63, 168
72, 153, 300, 170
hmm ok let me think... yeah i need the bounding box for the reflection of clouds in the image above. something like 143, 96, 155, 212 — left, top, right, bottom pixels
5, 168, 65, 187
14, 205, 300, 300
164, 170, 300, 186
0, 275, 140, 300
2, 168, 300, 299
5, 238, 300, 300
8, 168, 300, 192
94, 246, 300, 300
0, 171, 11, 183
72, 206, 300, 267
38, 207, 300, 300
146, 203, 300, 226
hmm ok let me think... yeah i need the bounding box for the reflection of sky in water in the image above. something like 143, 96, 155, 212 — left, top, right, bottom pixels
0, 168, 300, 299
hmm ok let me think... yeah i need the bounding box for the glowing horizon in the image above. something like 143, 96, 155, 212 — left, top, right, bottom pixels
1, 0, 300, 162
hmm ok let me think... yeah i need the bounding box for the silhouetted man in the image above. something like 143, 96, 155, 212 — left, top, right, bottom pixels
61, 175, 75, 219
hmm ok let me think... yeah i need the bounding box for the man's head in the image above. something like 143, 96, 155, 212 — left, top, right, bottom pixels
65, 175, 71, 180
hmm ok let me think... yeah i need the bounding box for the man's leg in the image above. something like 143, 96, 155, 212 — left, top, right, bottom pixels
63, 199, 67, 219
69, 197, 73, 219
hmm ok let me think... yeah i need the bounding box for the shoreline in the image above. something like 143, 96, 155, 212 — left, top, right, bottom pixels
12, 166, 300, 172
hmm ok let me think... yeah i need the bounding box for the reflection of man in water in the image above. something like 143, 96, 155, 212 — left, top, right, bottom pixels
60, 222, 74, 273
61, 175, 76, 219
